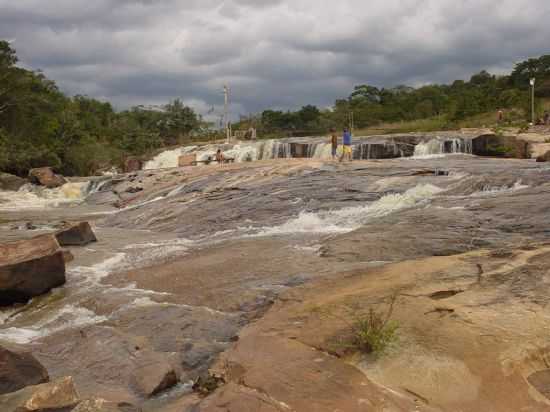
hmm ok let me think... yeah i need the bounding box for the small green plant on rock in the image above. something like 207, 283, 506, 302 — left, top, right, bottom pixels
351, 294, 399, 355
353, 309, 399, 354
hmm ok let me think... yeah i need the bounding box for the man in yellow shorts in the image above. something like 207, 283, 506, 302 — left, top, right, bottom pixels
340, 128, 353, 162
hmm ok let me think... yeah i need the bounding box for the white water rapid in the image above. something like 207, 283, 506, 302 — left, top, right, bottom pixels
257, 183, 443, 236
0, 182, 90, 211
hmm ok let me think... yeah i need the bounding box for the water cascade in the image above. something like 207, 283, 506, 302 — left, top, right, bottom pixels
0, 182, 90, 211
414, 137, 472, 157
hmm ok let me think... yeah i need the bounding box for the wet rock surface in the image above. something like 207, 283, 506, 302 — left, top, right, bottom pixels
2, 155, 550, 410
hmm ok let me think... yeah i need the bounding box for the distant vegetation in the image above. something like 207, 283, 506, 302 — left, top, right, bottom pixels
235, 56, 550, 136
0, 40, 205, 176
2, 38, 550, 176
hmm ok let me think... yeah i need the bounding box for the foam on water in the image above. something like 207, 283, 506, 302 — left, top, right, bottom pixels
0, 182, 89, 210
0, 305, 107, 344
257, 183, 443, 235
473, 180, 529, 196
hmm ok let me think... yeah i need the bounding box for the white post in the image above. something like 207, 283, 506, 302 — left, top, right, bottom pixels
224, 85, 230, 143
530, 78, 536, 125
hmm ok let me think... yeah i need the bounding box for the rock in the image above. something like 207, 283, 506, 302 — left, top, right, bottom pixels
536, 150, 550, 162
62, 250, 75, 263
0, 345, 49, 395
130, 360, 178, 397
0, 234, 66, 306
0, 172, 27, 191
0, 376, 79, 412
124, 158, 143, 173
471, 134, 529, 158
178, 154, 196, 167
72, 398, 142, 412
28, 167, 67, 188
55, 222, 97, 246
124, 187, 143, 194
85, 190, 120, 206
528, 142, 550, 159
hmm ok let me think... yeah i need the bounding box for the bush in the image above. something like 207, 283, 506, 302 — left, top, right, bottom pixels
350, 295, 399, 355
352, 308, 399, 354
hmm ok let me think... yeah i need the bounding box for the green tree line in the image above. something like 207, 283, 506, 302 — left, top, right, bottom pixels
2, 37, 550, 176
0, 40, 204, 176
236, 55, 550, 135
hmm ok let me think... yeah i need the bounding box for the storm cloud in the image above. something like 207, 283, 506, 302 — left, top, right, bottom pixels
1, 0, 549, 118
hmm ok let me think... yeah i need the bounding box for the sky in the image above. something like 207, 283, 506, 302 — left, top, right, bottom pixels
1, 0, 549, 119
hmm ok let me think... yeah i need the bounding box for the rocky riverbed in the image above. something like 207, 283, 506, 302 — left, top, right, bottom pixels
2, 151, 550, 411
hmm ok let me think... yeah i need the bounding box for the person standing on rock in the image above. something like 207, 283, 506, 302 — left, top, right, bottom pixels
330, 129, 338, 160
340, 128, 353, 162
544, 111, 549, 125
215, 149, 225, 165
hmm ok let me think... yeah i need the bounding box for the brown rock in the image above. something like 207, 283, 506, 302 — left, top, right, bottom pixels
28, 167, 67, 188
536, 150, 550, 162
0, 346, 49, 395
124, 158, 143, 173
130, 361, 178, 398
55, 222, 97, 246
62, 250, 75, 263
0, 376, 79, 412
0, 234, 66, 306
0, 172, 27, 191
178, 154, 196, 167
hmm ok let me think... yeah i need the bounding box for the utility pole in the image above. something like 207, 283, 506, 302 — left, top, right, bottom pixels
224, 85, 230, 143
530, 78, 536, 125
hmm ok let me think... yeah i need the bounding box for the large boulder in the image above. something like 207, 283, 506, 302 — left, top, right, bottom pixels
0, 346, 49, 395
536, 149, 550, 162
178, 154, 196, 167
0, 172, 27, 191
0, 234, 66, 306
472, 134, 529, 158
130, 360, 178, 398
28, 167, 67, 189
55, 222, 97, 246
0, 376, 79, 412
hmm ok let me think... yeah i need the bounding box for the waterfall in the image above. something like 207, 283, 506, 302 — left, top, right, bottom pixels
413, 137, 472, 157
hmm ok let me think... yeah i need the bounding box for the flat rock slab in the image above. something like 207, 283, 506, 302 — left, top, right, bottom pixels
72, 398, 142, 412
0, 376, 79, 412
0, 345, 49, 395
0, 234, 66, 306
55, 222, 97, 246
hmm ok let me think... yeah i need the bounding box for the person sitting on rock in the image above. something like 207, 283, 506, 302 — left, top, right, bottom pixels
215, 149, 225, 165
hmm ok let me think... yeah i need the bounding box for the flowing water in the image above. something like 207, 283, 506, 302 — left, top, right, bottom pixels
1, 151, 546, 408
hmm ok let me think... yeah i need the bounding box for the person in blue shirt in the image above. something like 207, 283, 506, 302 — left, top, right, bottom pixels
340, 128, 353, 162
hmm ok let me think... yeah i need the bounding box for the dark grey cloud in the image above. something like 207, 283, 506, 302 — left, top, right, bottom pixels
1, 0, 549, 119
